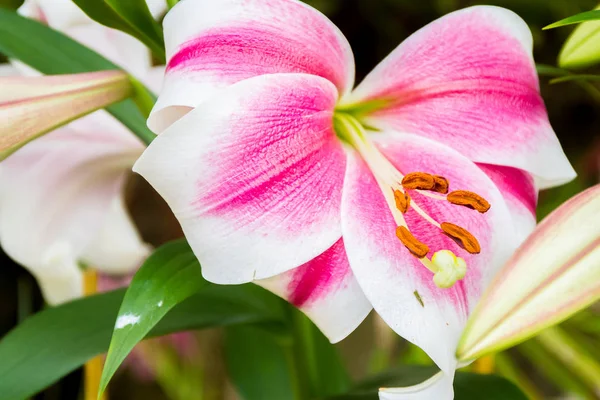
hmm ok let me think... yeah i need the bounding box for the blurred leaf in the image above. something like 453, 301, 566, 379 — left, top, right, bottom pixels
328, 367, 528, 400
99, 240, 208, 396
550, 74, 600, 84
536, 64, 572, 77
225, 307, 351, 400
544, 10, 600, 29
291, 311, 351, 398
0, 0, 22, 9
225, 325, 301, 400
550, 7, 600, 69
536, 327, 600, 393
0, 8, 156, 144
72, 0, 165, 62
519, 339, 596, 398
0, 281, 286, 399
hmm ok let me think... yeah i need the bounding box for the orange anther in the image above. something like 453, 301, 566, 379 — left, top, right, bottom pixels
396, 226, 430, 258
440, 222, 481, 254
394, 189, 411, 213
402, 172, 435, 190
432, 175, 449, 194
447, 190, 490, 213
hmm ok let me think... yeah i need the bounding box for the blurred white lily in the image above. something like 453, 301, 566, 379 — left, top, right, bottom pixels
0, 70, 131, 160
0, 0, 166, 304
381, 184, 600, 399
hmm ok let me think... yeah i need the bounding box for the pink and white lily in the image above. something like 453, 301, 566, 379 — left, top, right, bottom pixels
0, 0, 165, 304
133, 1, 576, 398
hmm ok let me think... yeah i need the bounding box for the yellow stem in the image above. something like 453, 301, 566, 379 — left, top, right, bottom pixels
83, 269, 107, 400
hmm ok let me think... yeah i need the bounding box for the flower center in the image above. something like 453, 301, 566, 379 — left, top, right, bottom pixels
334, 112, 491, 289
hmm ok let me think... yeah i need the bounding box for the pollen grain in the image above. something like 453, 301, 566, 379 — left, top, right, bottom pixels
440, 222, 481, 254
432, 175, 449, 194
396, 226, 430, 258
402, 172, 435, 190
447, 190, 491, 213
394, 189, 411, 213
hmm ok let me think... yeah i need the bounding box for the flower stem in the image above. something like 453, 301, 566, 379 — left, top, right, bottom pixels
83, 269, 107, 400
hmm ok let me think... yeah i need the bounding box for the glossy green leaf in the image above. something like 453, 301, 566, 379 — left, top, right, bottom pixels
0, 280, 286, 399
328, 367, 528, 400
72, 0, 165, 62
225, 325, 301, 400
0, 8, 155, 145
544, 10, 600, 29
99, 240, 207, 395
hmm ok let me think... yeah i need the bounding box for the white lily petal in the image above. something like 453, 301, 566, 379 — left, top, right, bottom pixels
81, 196, 152, 275
0, 111, 142, 305
379, 371, 454, 400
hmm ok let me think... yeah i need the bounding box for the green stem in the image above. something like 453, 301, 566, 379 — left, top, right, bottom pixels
166, 0, 179, 9
280, 312, 310, 400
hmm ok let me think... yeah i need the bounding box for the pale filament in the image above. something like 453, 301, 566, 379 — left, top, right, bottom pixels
335, 114, 442, 274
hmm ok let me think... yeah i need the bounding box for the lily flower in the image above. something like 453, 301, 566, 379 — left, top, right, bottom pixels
0, 0, 165, 304
134, 1, 576, 397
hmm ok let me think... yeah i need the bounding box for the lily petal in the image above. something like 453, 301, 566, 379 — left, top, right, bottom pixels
0, 112, 143, 305
457, 184, 600, 361
341, 132, 517, 373
0, 71, 131, 160
477, 164, 538, 244
258, 239, 372, 343
379, 371, 454, 400
81, 196, 152, 275
148, 0, 354, 133
134, 73, 346, 284
344, 6, 575, 188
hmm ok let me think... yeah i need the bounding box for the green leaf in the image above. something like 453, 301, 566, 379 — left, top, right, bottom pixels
550, 74, 600, 84
328, 367, 528, 400
0, 279, 286, 399
225, 325, 301, 400
548, 7, 600, 69
543, 10, 600, 29
0, 0, 23, 10
0, 8, 156, 145
99, 240, 207, 395
291, 310, 351, 398
105, 0, 164, 59
72, 0, 165, 62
